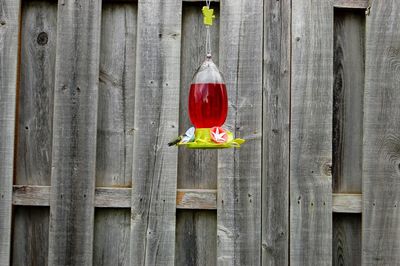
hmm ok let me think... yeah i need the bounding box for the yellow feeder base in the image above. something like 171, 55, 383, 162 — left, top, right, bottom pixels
177, 128, 245, 149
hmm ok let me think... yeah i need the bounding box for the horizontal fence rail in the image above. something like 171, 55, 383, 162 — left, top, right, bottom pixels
333, 0, 369, 9
12, 185, 361, 213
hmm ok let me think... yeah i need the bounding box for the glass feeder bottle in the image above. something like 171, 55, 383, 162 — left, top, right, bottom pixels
188, 55, 228, 129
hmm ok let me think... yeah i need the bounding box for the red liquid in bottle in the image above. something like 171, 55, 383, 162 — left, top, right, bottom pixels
189, 83, 228, 128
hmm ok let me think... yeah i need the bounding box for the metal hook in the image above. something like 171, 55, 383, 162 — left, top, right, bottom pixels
365, 0, 372, 16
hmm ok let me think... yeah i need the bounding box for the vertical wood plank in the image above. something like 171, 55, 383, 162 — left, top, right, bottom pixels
16, 0, 56, 186
48, 0, 102, 265
94, 210, 131, 266
333, 9, 365, 194
290, 0, 333, 265
12, 1, 57, 265
332, 9, 364, 266
176, 210, 217, 266
362, 1, 400, 264
262, 0, 290, 264
217, 0, 263, 265
130, 0, 181, 265
93, 2, 137, 266
175, 3, 219, 266
12, 207, 49, 266
333, 213, 361, 266
96, 1, 136, 189
0, 0, 21, 264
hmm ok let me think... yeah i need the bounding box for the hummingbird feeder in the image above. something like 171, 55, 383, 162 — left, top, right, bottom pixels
169, 1, 244, 149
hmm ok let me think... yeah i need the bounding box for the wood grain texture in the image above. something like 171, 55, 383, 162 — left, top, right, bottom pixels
95, 187, 131, 208
362, 1, 400, 264
332, 194, 362, 213
0, 0, 21, 264
333, 214, 361, 266
183, 0, 219, 2
12, 2, 57, 265
176, 189, 217, 210
13, 185, 50, 206
175, 3, 219, 266
176, 209, 217, 266
96, 1, 136, 190
13, 185, 132, 208
332, 9, 364, 266
12, 207, 49, 266
94, 209, 131, 266
93, 3, 137, 266
217, 0, 263, 265
130, 0, 181, 265
48, 0, 102, 265
262, 0, 290, 264
15, 0, 56, 186
13, 186, 362, 213
334, 0, 369, 9
290, 0, 333, 265
108, 0, 220, 2
333, 9, 365, 194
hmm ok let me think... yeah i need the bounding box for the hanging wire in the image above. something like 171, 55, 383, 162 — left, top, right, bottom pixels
206, 26, 211, 57
205, 0, 212, 57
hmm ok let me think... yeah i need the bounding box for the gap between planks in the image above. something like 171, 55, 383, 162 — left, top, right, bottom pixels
12, 185, 361, 213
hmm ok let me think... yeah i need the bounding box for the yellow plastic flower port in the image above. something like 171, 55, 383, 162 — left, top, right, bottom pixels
176, 128, 245, 149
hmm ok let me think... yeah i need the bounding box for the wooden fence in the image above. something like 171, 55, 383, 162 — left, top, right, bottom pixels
0, 0, 399, 265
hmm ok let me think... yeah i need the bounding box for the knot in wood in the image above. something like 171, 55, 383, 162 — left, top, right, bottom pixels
37, 32, 48, 45
322, 162, 332, 176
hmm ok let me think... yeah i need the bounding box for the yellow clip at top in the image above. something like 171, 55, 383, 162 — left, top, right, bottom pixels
202, 6, 215, 26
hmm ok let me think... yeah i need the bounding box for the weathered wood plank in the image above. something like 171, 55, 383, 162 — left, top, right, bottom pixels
13, 186, 217, 210
95, 188, 132, 208
13, 185, 132, 208
96, 2, 136, 191
13, 185, 50, 206
290, 0, 333, 264
333, 0, 369, 9
217, 0, 263, 265
13, 186, 363, 213
0, 0, 21, 264
12, 207, 49, 266
130, 0, 181, 265
333, 9, 365, 194
105, 0, 220, 2
362, 1, 400, 264
15, 186, 212, 209
176, 210, 217, 266
176, 189, 217, 210
332, 193, 362, 213
183, 0, 219, 2
12, 1, 57, 265
332, 9, 364, 266
93, 3, 137, 266
16, 0, 56, 187
262, 0, 290, 264
175, 3, 219, 266
333, 213, 362, 266
94, 209, 131, 266
48, 0, 102, 265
